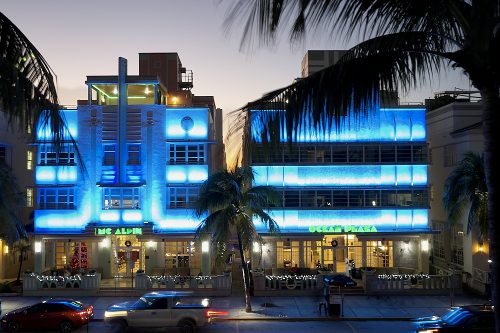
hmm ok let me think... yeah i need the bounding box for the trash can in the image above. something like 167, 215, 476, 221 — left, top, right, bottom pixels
328, 294, 342, 316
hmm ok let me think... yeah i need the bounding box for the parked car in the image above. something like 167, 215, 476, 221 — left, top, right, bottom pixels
1, 299, 94, 333
413, 304, 494, 332
323, 274, 357, 287
104, 291, 227, 333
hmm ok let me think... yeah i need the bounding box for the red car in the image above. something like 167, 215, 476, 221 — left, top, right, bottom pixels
1, 299, 93, 333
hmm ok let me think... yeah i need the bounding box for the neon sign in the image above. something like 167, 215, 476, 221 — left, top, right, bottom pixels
94, 227, 143, 235
309, 225, 378, 233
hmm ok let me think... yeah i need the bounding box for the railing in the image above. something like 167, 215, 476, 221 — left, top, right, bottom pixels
364, 273, 462, 295
472, 267, 490, 284
135, 273, 231, 296
23, 272, 101, 296
253, 275, 322, 294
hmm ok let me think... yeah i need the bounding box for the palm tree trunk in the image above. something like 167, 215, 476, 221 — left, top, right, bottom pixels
16, 252, 24, 283
237, 233, 252, 312
480, 86, 500, 333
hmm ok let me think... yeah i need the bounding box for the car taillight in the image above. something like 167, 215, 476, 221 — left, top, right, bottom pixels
206, 310, 228, 318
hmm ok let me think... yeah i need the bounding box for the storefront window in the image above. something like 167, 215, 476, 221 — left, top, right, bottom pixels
366, 240, 393, 267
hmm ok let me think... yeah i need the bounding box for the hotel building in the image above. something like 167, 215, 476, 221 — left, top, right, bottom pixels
33, 53, 224, 278
247, 51, 432, 274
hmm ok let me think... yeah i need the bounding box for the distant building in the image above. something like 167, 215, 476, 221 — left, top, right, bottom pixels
301, 50, 347, 77
426, 90, 489, 294
32, 53, 224, 277
0, 113, 35, 278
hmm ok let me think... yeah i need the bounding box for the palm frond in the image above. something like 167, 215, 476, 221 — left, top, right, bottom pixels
226, 0, 469, 50
233, 32, 448, 145
443, 152, 487, 236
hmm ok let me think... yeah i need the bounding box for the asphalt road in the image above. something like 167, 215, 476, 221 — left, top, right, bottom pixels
20, 319, 415, 333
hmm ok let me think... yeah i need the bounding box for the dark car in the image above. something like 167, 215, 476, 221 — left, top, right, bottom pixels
413, 304, 494, 332
1, 299, 94, 333
323, 274, 357, 287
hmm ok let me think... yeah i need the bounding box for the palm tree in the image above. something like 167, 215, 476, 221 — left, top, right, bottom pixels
195, 167, 280, 312
443, 152, 487, 241
0, 161, 26, 243
13, 238, 31, 283
225, 1, 500, 329
0, 12, 76, 244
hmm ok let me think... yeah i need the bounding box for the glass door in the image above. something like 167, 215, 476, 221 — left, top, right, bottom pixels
113, 235, 143, 277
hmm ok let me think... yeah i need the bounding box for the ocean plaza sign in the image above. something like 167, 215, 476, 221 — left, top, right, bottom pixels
309, 225, 378, 233
94, 227, 143, 236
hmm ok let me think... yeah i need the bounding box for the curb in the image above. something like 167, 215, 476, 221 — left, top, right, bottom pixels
214, 316, 414, 322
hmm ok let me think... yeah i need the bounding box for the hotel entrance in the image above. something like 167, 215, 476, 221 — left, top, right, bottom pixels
112, 235, 144, 277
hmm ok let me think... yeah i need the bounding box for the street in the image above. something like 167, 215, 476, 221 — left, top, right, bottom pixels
27, 319, 414, 333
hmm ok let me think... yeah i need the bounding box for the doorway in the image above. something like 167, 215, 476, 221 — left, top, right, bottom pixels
112, 235, 143, 277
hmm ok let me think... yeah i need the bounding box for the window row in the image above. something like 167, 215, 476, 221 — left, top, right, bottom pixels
103, 144, 141, 166
169, 144, 206, 165
275, 188, 429, 208
252, 143, 428, 164
39, 145, 76, 165
38, 188, 75, 209
100, 143, 207, 166
103, 187, 141, 209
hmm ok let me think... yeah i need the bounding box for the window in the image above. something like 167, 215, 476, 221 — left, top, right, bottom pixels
0, 146, 6, 164
27, 151, 33, 170
413, 144, 428, 163
444, 145, 457, 167
348, 146, 363, 163
364, 146, 380, 163
103, 187, 140, 209
381, 145, 395, 163
284, 190, 299, 207
299, 146, 315, 163
349, 190, 364, 206
332, 145, 348, 163
39, 145, 75, 165
169, 144, 205, 164
168, 187, 199, 208
432, 222, 446, 259
26, 187, 33, 207
38, 188, 75, 209
103, 144, 116, 166
128, 144, 141, 165
397, 145, 412, 162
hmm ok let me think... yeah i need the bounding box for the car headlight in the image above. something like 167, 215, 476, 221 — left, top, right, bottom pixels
104, 310, 128, 318
418, 329, 439, 333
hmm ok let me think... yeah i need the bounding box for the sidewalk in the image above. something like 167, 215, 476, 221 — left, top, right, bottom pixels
0, 293, 490, 321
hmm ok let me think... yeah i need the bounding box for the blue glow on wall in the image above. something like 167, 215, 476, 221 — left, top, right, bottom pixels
153, 209, 206, 232
122, 210, 143, 222
252, 165, 427, 187
99, 211, 120, 223
36, 166, 78, 184
251, 108, 426, 142
35, 209, 90, 233
36, 109, 78, 141
166, 165, 208, 184
253, 209, 429, 233
166, 108, 208, 140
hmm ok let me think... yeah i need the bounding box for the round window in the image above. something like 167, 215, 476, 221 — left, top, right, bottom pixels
181, 116, 194, 131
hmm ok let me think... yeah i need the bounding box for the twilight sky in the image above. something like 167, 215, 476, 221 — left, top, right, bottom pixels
2, 0, 470, 151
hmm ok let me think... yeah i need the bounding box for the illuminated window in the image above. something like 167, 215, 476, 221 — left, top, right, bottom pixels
39, 145, 75, 165
103, 144, 116, 166
102, 187, 140, 209
169, 144, 205, 164
26, 187, 33, 207
38, 188, 75, 209
27, 150, 33, 170
168, 187, 199, 208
